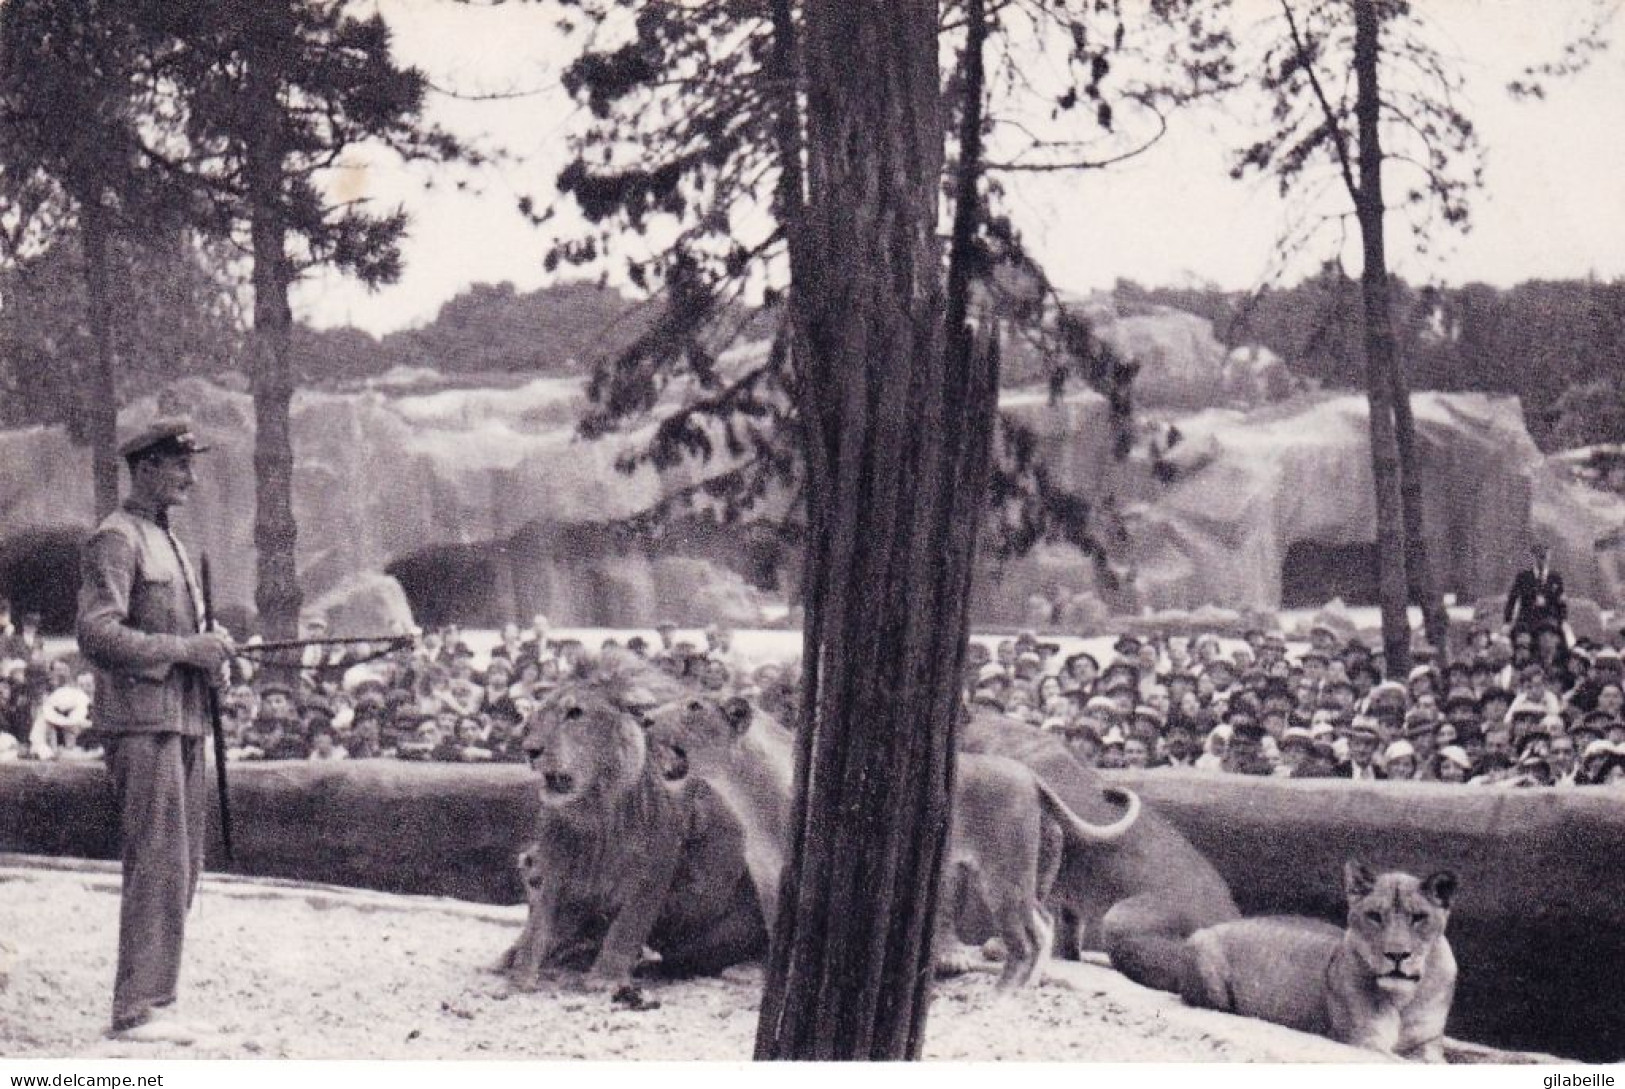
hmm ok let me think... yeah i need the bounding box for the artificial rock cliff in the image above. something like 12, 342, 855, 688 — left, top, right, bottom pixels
0, 367, 1615, 634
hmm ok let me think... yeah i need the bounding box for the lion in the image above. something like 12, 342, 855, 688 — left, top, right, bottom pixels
643, 693, 1141, 990
1180, 860, 1459, 1061
493, 669, 766, 993
961, 708, 1241, 993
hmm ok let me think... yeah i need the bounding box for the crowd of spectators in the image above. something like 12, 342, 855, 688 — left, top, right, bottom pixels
962, 620, 1625, 788
4, 593, 1625, 788
0, 608, 769, 767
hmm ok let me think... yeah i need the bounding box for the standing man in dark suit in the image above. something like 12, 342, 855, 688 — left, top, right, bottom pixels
1504, 541, 1566, 639
76, 419, 235, 1044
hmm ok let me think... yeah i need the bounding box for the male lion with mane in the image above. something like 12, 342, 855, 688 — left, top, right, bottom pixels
494, 657, 767, 996
1181, 860, 1459, 1061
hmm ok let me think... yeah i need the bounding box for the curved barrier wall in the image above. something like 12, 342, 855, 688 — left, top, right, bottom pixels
0, 762, 539, 905
1107, 770, 1625, 1064
2, 762, 1620, 1060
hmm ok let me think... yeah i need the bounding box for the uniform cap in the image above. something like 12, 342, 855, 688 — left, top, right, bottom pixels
119, 417, 210, 461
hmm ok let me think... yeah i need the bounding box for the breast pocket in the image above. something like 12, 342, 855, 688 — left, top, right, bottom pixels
131, 576, 176, 632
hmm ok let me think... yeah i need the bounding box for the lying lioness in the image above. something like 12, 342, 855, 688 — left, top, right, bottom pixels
1181, 861, 1458, 1062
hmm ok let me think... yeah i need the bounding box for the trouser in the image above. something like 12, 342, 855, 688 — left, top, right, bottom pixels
106, 732, 207, 1029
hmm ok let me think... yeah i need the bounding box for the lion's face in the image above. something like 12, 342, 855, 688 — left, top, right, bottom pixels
1343, 861, 1457, 996
643, 695, 753, 783
523, 686, 647, 809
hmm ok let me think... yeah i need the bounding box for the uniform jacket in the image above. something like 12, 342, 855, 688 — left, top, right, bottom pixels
1504, 566, 1566, 632
76, 499, 210, 735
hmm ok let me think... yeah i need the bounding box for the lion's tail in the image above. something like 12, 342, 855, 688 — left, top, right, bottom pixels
1038, 782, 1141, 845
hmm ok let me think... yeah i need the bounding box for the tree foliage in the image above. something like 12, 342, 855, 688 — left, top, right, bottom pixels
0, 230, 243, 431
534, 0, 1238, 586
1123, 272, 1625, 452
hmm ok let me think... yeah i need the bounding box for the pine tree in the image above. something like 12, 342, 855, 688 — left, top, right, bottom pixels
159, 0, 470, 642
1231, 0, 1486, 668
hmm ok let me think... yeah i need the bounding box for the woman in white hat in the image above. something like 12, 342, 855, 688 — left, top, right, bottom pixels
1383, 739, 1420, 781
1431, 744, 1473, 784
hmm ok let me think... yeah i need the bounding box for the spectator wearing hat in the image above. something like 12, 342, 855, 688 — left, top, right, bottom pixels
1292, 739, 1341, 779
1193, 724, 1229, 771
1383, 740, 1420, 782
1204, 659, 1237, 701
1275, 726, 1314, 777
1345, 660, 1380, 705
974, 659, 1009, 690
1576, 740, 1625, 786
1096, 727, 1128, 769
1499, 750, 1555, 788
1222, 714, 1272, 776
1319, 677, 1357, 715
1430, 744, 1472, 783
28, 658, 90, 759
1305, 622, 1340, 655
1359, 679, 1407, 719
254, 683, 298, 727
1230, 645, 1255, 674
1012, 649, 1043, 683
263, 718, 310, 761
1568, 647, 1622, 713
1428, 721, 1459, 767
346, 709, 385, 759
1342, 718, 1387, 781
76, 417, 237, 1043
1058, 718, 1103, 767
1405, 665, 1436, 703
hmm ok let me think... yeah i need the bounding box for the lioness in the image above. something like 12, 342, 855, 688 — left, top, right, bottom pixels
1181, 861, 1459, 1061
963, 708, 1240, 993
495, 678, 766, 991
644, 693, 1141, 989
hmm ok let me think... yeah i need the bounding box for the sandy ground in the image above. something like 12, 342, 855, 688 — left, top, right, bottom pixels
0, 858, 1534, 1063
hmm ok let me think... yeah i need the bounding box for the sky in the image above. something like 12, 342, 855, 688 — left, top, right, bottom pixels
297, 0, 1625, 336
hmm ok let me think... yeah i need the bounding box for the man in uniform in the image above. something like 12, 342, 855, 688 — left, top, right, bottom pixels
76, 419, 234, 1043
1505, 540, 1566, 639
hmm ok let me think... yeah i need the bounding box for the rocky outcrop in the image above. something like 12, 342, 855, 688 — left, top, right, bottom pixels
1109, 392, 1618, 612
1093, 307, 1304, 409
306, 573, 415, 637
1, 365, 1614, 627
0, 375, 776, 629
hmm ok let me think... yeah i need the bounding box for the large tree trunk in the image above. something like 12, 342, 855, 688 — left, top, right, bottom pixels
1389, 378, 1452, 655
80, 194, 120, 519
1353, 0, 1411, 677
245, 48, 301, 648
754, 0, 999, 1060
